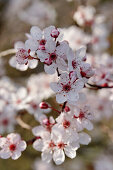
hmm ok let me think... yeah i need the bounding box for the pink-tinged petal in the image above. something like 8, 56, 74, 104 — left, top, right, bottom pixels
44, 63, 56, 75
53, 149, 65, 165
41, 150, 52, 163
44, 26, 55, 40
50, 82, 62, 93
71, 79, 84, 91
33, 139, 44, 151
9, 56, 17, 68
79, 132, 91, 145
0, 137, 7, 147
56, 93, 67, 104
67, 90, 79, 102
56, 41, 69, 59
37, 51, 49, 62
56, 58, 67, 71
25, 39, 38, 51
0, 149, 11, 159
7, 133, 21, 144
30, 26, 42, 40
32, 126, 46, 136
17, 141, 27, 151
14, 41, 25, 50
82, 119, 93, 131
16, 63, 28, 71
59, 73, 70, 84
45, 40, 56, 53
67, 47, 75, 61
29, 60, 38, 69
11, 151, 21, 160
75, 46, 86, 59
64, 146, 76, 159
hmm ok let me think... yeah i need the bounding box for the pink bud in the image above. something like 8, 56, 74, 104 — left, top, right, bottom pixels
39, 102, 49, 109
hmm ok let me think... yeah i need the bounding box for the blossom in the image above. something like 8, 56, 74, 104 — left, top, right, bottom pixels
37, 40, 68, 74
0, 105, 16, 134
94, 154, 113, 170
33, 128, 79, 165
25, 26, 62, 52
0, 133, 27, 160
62, 26, 91, 51
9, 41, 38, 71
73, 105, 94, 131
53, 111, 79, 143
18, 0, 57, 27
50, 72, 84, 104
73, 5, 95, 26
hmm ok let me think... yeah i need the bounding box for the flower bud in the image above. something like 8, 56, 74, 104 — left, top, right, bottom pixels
39, 102, 49, 109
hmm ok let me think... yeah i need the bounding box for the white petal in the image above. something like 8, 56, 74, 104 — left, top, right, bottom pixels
71, 79, 84, 91
25, 39, 38, 51
44, 63, 56, 75
0, 137, 7, 147
12, 151, 21, 160
7, 133, 21, 144
44, 26, 55, 40
41, 150, 52, 163
0, 149, 11, 159
56, 93, 67, 103
17, 141, 27, 151
14, 41, 25, 49
79, 132, 91, 145
67, 90, 79, 102
82, 119, 93, 131
45, 40, 56, 53
29, 60, 38, 69
53, 149, 65, 165
75, 46, 86, 59
59, 73, 70, 84
56, 41, 69, 58
33, 139, 43, 151
64, 146, 76, 159
50, 82, 62, 93
37, 50, 49, 62
56, 58, 67, 71
30, 26, 42, 40
32, 126, 46, 136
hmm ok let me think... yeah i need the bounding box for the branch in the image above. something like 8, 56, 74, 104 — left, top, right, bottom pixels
86, 83, 113, 90
0, 49, 17, 58
16, 110, 32, 130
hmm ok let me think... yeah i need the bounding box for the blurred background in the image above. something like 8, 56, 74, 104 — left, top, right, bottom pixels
0, 0, 113, 170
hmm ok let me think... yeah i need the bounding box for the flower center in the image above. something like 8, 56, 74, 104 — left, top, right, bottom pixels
63, 120, 70, 128
57, 142, 66, 149
72, 60, 77, 69
9, 144, 16, 151
79, 111, 85, 119
50, 53, 57, 61
39, 39, 46, 50
30, 102, 38, 110
63, 84, 71, 92
49, 141, 55, 148
2, 119, 9, 126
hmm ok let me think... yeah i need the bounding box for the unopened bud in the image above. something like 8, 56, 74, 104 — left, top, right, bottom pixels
39, 102, 49, 109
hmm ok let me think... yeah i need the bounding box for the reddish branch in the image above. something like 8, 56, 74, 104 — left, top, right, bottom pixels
86, 83, 113, 90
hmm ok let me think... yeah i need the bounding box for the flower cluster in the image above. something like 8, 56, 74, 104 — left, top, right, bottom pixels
1, 2, 113, 167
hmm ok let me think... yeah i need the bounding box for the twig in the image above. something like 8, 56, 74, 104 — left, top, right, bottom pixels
16, 110, 32, 130
0, 49, 17, 58
62, 101, 67, 112
86, 83, 113, 90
